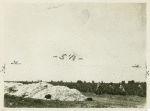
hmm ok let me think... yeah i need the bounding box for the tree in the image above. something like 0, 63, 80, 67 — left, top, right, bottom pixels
131, 80, 135, 84
110, 82, 113, 85
92, 80, 95, 84
77, 80, 83, 84
122, 81, 125, 84
60, 80, 63, 83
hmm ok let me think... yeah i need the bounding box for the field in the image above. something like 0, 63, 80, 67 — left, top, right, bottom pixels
9, 81, 146, 96
4, 92, 146, 108
4, 81, 146, 108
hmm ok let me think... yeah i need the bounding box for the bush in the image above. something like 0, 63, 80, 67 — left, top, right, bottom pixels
77, 80, 83, 84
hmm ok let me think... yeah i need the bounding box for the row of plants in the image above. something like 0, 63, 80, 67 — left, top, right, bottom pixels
47, 82, 146, 97
7, 81, 146, 97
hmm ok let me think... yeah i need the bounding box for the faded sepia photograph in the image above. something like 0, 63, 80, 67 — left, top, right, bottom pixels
1, 2, 147, 108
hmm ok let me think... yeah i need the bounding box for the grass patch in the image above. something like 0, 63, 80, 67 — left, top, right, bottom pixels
4, 94, 106, 108
4, 93, 146, 108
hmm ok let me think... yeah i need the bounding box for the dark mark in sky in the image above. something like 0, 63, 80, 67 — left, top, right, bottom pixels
59, 54, 67, 60
69, 54, 76, 61
53, 56, 58, 58
146, 71, 149, 75
11, 60, 21, 64
132, 64, 141, 68
53, 54, 83, 61
69, 54, 74, 59
0, 64, 5, 73
69, 55, 76, 61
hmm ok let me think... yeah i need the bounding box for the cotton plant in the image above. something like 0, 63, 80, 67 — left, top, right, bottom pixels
4, 82, 87, 101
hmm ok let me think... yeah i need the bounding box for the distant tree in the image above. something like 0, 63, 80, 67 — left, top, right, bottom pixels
131, 80, 135, 84
122, 81, 125, 84
60, 80, 63, 83
77, 80, 83, 84
101, 81, 103, 83
92, 80, 95, 84
110, 82, 113, 85
84, 81, 86, 83
128, 81, 130, 84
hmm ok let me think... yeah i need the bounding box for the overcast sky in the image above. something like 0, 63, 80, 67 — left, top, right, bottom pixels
3, 3, 146, 83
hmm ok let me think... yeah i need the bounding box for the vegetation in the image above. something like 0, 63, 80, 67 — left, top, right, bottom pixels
4, 94, 107, 108
4, 80, 146, 108
5, 81, 146, 97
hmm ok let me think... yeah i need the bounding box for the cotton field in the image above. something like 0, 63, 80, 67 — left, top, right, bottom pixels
4, 82, 87, 101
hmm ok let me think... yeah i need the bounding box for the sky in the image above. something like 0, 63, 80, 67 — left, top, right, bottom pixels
3, 3, 146, 83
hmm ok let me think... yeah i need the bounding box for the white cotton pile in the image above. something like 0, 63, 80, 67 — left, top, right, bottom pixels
4, 82, 87, 101
4, 82, 23, 94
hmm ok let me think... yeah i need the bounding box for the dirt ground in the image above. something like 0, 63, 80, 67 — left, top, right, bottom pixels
4, 92, 146, 108
82, 92, 146, 108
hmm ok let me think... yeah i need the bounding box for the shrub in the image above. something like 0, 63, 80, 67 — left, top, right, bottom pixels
77, 80, 83, 84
